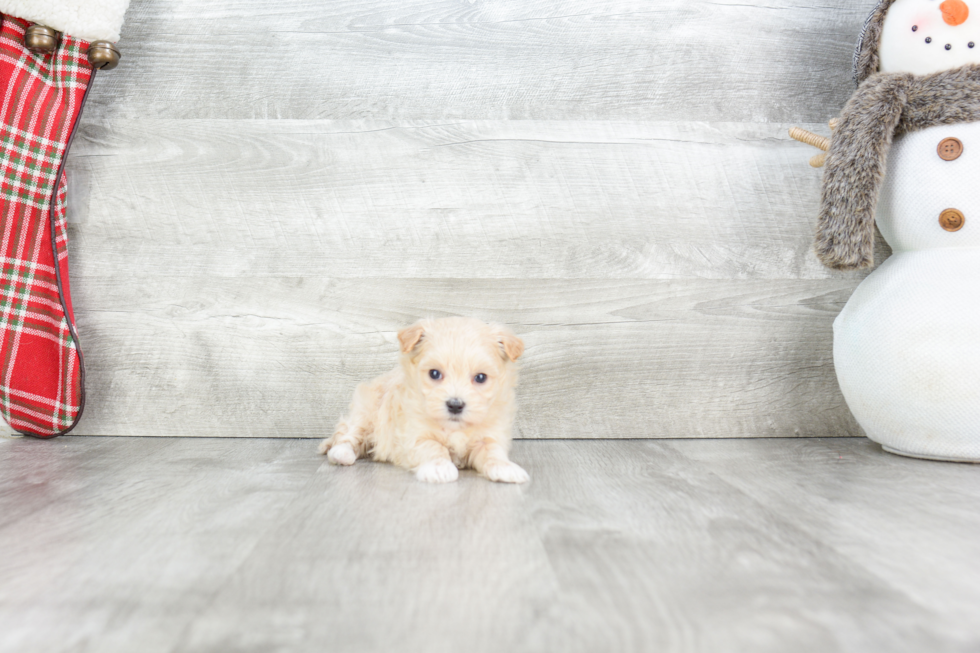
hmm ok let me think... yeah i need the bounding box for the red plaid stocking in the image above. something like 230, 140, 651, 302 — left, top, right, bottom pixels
0, 16, 93, 436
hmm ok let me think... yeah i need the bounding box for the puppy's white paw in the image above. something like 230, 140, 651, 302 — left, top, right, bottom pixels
416, 459, 459, 484
485, 461, 529, 484
326, 442, 357, 466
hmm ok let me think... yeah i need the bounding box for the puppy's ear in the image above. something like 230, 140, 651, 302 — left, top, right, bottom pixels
398, 322, 426, 353
495, 326, 524, 362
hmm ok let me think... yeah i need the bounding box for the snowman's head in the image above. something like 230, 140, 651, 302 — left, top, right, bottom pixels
881, 0, 980, 74
855, 0, 980, 82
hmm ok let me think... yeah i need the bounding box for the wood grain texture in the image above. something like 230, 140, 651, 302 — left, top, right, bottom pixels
55, 0, 883, 437
2, 437, 979, 652
84, 0, 865, 122
674, 438, 980, 632
67, 120, 875, 281
519, 438, 980, 653
63, 119, 874, 437
67, 277, 861, 438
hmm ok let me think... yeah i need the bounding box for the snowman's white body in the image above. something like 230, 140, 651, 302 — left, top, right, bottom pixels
834, 122, 980, 461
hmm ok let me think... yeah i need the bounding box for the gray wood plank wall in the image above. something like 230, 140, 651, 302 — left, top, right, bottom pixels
63, 0, 880, 437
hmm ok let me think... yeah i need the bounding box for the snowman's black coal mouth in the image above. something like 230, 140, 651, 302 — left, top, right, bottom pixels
918, 34, 977, 49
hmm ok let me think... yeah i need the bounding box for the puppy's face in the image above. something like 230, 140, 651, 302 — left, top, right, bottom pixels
398, 317, 523, 429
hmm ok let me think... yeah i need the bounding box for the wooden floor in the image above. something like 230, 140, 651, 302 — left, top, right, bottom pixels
1, 436, 978, 653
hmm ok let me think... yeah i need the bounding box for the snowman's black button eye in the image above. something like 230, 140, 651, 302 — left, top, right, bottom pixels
429, 369, 442, 380
946, 43, 953, 50
926, 37, 933, 43
912, 25, 918, 32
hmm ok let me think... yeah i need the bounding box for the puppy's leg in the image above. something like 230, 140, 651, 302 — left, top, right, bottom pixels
319, 420, 364, 466
470, 438, 529, 484
412, 438, 459, 484
319, 383, 376, 465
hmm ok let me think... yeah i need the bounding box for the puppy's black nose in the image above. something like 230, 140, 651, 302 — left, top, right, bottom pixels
446, 398, 466, 415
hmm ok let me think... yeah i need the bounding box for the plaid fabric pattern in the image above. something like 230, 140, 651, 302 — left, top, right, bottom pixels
0, 16, 90, 436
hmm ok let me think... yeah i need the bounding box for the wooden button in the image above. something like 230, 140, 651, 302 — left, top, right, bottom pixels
938, 137, 964, 161
940, 208, 966, 232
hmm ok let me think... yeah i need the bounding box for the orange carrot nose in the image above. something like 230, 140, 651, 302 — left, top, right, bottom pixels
941, 0, 970, 26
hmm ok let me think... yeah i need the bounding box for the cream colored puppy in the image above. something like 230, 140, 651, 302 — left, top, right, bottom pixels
318, 317, 529, 484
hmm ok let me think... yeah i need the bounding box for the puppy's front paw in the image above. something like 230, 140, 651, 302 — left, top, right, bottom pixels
485, 461, 529, 484
416, 459, 459, 484
326, 442, 357, 466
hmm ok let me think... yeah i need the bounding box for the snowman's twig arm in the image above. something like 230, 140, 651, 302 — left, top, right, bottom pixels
789, 127, 830, 152
789, 124, 838, 167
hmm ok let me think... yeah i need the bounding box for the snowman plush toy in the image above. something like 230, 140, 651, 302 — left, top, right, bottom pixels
814, 0, 980, 461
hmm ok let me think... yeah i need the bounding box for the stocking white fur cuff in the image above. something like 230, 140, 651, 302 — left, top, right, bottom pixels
0, 0, 130, 42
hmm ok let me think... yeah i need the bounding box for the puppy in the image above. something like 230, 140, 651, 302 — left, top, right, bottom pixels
318, 317, 529, 484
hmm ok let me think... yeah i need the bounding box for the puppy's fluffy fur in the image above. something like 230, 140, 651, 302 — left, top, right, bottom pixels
318, 317, 529, 484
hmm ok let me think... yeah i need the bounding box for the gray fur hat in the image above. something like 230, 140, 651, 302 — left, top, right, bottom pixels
853, 0, 898, 84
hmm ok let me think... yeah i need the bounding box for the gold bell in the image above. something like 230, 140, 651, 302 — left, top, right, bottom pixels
87, 41, 121, 70
25, 24, 61, 53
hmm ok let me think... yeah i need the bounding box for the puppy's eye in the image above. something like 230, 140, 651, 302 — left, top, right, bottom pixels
429, 369, 442, 381
474, 373, 487, 384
